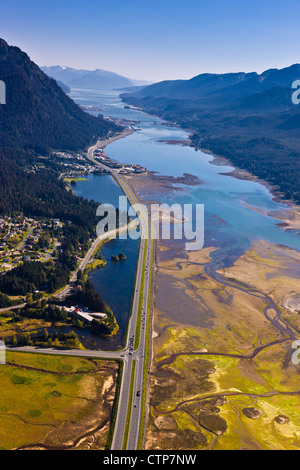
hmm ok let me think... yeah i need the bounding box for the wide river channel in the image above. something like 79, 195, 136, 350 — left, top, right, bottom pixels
70, 88, 300, 350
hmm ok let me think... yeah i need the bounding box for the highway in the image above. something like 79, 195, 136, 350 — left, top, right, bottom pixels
80, 142, 154, 449
6, 139, 154, 450
127, 229, 152, 450
7, 226, 152, 449
107, 163, 153, 451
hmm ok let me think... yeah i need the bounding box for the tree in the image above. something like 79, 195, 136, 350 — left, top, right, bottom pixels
42, 329, 49, 342
18, 332, 31, 346
11, 334, 17, 346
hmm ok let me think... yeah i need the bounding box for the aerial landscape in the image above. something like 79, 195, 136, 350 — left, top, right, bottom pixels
0, 0, 300, 457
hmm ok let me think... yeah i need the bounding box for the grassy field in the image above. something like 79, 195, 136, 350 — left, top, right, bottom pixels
64, 177, 88, 184
0, 351, 118, 450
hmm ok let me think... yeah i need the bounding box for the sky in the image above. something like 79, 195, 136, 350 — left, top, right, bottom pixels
1, 0, 300, 82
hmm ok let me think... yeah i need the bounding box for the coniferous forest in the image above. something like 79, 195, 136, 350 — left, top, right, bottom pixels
0, 39, 120, 218
0, 39, 121, 333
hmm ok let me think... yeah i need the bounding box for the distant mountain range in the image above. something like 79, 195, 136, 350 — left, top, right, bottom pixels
41, 65, 150, 91
122, 65, 300, 203
0, 39, 119, 154
122, 65, 300, 110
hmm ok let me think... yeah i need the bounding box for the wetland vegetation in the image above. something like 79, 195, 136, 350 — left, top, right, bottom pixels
0, 351, 119, 450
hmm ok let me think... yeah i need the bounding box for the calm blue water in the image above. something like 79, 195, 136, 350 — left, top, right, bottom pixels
71, 88, 300, 258
71, 88, 300, 348
89, 237, 139, 335
72, 172, 139, 350
73, 173, 123, 207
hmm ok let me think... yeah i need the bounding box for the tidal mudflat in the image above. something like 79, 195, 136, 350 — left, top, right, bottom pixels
124, 170, 300, 450
145, 238, 300, 450
72, 89, 300, 449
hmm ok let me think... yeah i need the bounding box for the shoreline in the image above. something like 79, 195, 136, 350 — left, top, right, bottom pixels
156, 138, 300, 232
206, 152, 300, 231
118, 105, 300, 231
120, 101, 300, 216
125, 138, 300, 232
91, 127, 135, 153
118, 106, 300, 450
